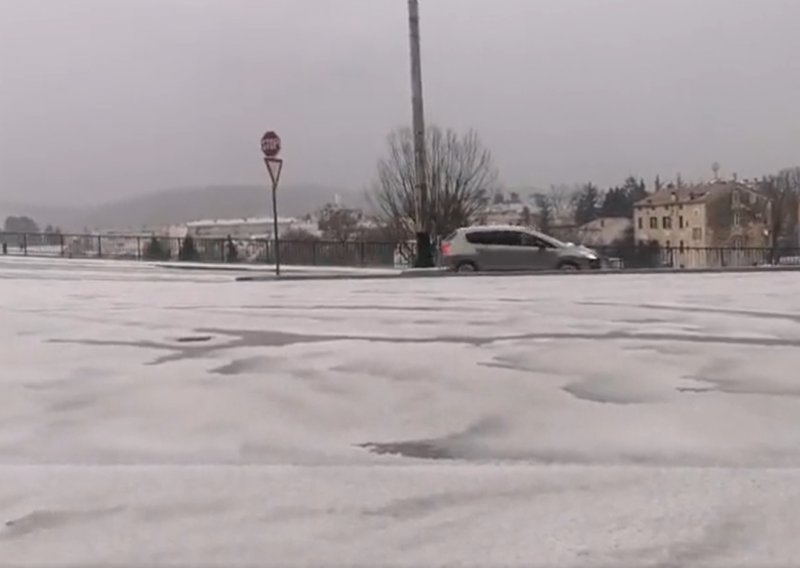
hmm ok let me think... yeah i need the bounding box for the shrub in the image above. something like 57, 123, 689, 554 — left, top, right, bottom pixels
179, 235, 199, 261
143, 237, 171, 260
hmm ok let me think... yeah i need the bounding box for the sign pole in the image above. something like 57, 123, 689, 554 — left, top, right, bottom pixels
260, 130, 283, 277
266, 159, 283, 276
407, 0, 434, 268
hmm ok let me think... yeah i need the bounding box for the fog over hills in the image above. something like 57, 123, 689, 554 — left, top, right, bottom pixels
1, 184, 368, 232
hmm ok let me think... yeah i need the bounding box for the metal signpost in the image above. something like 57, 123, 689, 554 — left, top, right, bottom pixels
261, 131, 283, 276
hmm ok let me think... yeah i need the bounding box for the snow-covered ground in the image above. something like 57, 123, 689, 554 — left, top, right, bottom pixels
3, 257, 800, 566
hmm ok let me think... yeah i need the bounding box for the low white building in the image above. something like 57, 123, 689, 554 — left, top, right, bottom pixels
185, 217, 319, 241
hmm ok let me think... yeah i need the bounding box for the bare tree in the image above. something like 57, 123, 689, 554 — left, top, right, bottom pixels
282, 227, 320, 242
761, 167, 800, 262
317, 203, 363, 242
533, 193, 553, 233
519, 206, 533, 227
370, 126, 497, 239
546, 184, 579, 223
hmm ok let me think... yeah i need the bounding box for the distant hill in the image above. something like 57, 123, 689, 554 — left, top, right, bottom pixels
0, 202, 79, 231
2, 184, 369, 232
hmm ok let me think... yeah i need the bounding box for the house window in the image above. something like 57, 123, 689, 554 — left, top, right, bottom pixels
638, 217, 643, 230
649, 217, 658, 229
665, 240, 672, 249
692, 228, 703, 241
662, 216, 672, 229
679, 240, 685, 252
733, 212, 742, 227
679, 216, 684, 229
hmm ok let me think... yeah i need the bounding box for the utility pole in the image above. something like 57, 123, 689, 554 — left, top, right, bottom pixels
407, 0, 434, 267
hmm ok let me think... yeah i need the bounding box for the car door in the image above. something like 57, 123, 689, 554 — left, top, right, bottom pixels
474, 230, 519, 270
504, 230, 537, 270
519, 233, 559, 270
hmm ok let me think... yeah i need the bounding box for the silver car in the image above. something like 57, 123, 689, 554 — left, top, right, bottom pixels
441, 226, 601, 272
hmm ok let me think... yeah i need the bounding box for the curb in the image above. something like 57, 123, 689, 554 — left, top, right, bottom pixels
235, 265, 800, 282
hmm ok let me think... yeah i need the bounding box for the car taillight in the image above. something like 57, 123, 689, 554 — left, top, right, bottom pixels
441, 242, 453, 256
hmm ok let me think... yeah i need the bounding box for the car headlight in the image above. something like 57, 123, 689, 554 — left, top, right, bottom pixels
584, 253, 598, 260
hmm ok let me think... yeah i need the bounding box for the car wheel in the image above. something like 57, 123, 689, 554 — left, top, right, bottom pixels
558, 262, 580, 271
456, 261, 478, 273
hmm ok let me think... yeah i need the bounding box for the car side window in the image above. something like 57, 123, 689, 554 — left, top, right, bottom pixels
467, 230, 531, 246
466, 231, 490, 245
491, 231, 523, 246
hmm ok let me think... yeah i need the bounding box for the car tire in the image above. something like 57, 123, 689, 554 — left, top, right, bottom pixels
456, 261, 478, 273
557, 261, 580, 271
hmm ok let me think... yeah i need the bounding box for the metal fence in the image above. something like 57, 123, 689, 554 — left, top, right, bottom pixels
2, 231, 799, 270
0, 232, 402, 267
595, 245, 800, 269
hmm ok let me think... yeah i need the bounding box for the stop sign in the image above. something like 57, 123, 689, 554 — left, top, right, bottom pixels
260, 131, 282, 158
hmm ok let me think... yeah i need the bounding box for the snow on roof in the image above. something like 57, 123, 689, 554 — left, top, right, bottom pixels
186, 217, 298, 227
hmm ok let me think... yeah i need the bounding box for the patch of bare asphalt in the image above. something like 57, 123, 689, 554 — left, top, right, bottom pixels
211, 356, 277, 375
580, 301, 800, 324
168, 303, 456, 313
681, 375, 800, 399
176, 335, 213, 343
562, 380, 655, 405
360, 415, 800, 465
2, 507, 124, 540
359, 440, 456, 460
48, 328, 800, 366
613, 510, 752, 567
359, 417, 504, 461
615, 318, 671, 325
363, 486, 544, 520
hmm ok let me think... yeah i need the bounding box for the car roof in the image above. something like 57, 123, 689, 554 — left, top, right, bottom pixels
460, 225, 543, 236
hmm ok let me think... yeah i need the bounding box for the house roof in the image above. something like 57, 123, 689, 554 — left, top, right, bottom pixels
186, 217, 298, 226
635, 181, 761, 208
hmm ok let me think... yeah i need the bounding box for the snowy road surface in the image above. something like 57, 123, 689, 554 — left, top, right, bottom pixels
2, 257, 800, 566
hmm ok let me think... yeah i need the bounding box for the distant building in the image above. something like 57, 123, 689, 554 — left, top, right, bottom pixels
480, 202, 531, 226
634, 181, 770, 267
185, 217, 319, 241
576, 217, 632, 247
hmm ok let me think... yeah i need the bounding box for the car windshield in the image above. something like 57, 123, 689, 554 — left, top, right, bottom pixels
532, 233, 568, 248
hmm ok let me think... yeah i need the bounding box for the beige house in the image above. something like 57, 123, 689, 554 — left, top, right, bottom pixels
634, 181, 770, 267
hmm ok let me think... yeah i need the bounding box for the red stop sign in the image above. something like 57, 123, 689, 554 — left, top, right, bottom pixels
260, 131, 282, 157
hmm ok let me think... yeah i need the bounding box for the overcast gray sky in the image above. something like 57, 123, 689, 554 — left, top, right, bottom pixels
2, 0, 800, 206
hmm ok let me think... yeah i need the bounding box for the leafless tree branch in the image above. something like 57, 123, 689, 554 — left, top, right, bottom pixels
370, 126, 497, 239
